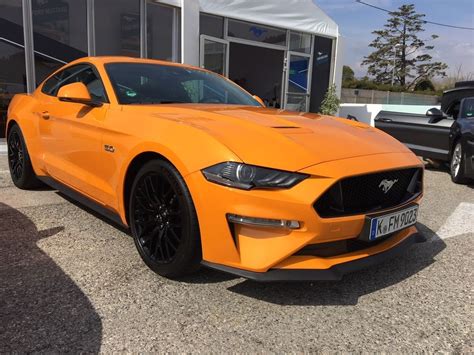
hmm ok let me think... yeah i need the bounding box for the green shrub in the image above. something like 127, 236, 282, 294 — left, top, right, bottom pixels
319, 84, 340, 116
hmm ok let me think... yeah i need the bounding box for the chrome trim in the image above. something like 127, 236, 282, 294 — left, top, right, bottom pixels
227, 214, 300, 230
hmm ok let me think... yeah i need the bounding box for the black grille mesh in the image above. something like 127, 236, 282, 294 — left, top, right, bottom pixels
314, 168, 422, 218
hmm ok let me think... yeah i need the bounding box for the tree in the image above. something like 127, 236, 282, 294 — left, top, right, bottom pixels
319, 84, 340, 116
342, 65, 355, 85
414, 78, 435, 92
362, 4, 447, 89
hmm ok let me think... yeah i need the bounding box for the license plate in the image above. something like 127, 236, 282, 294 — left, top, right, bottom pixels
368, 205, 418, 241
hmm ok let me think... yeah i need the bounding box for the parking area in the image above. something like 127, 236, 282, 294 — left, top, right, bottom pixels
0, 153, 473, 352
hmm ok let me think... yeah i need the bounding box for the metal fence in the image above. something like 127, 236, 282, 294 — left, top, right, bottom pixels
341, 88, 439, 105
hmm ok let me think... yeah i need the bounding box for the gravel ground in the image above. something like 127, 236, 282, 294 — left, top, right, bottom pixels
0, 155, 473, 353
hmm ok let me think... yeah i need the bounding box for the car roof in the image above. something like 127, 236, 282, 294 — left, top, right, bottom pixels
68, 56, 200, 70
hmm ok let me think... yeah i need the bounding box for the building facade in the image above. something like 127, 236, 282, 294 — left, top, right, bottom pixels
0, 0, 342, 138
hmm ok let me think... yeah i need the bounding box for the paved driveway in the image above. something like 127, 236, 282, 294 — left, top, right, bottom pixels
0, 155, 472, 352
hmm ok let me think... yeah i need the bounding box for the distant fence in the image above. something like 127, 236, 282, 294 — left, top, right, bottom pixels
341, 88, 439, 105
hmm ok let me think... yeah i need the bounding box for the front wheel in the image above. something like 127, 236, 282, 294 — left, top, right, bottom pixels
450, 141, 469, 184
129, 159, 201, 279
7, 124, 42, 189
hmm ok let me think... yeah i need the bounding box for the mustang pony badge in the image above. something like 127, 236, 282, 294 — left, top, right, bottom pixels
379, 179, 398, 193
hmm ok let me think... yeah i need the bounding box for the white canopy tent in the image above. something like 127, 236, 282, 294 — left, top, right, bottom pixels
198, 0, 339, 38
174, 0, 343, 110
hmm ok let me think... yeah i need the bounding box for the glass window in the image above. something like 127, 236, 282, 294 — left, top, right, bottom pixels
290, 32, 312, 54
309, 36, 333, 113
1, 0, 24, 43
42, 71, 62, 95
95, 0, 140, 57
200, 13, 224, 38
0, 0, 26, 138
461, 98, 474, 118
286, 94, 307, 112
42, 64, 107, 102
446, 100, 461, 119
146, 2, 181, 62
105, 63, 260, 106
202, 39, 226, 75
228, 19, 286, 46
32, 0, 88, 85
288, 55, 310, 94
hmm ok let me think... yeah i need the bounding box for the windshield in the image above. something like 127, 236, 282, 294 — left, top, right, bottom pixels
105, 63, 261, 106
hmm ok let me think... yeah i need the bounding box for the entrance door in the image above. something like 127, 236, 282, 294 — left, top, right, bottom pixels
228, 42, 284, 108
200, 35, 229, 76
284, 52, 312, 112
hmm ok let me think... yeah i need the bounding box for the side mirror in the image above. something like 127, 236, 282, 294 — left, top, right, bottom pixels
253, 95, 265, 107
57, 82, 102, 107
426, 107, 444, 123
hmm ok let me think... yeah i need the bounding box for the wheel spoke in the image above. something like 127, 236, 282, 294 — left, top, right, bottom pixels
135, 193, 155, 213
132, 170, 185, 264
168, 228, 181, 242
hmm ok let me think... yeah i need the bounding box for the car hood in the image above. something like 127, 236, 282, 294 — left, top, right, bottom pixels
134, 104, 411, 172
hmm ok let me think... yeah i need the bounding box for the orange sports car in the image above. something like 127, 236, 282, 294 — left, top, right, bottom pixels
6, 57, 425, 281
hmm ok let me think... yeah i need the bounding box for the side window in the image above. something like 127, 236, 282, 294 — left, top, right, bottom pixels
76, 68, 107, 103
42, 64, 108, 103
445, 100, 461, 119
460, 98, 474, 118
42, 65, 88, 97
42, 72, 62, 95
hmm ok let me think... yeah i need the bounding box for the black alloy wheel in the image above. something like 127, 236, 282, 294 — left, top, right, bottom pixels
8, 129, 24, 181
7, 124, 41, 189
129, 160, 201, 278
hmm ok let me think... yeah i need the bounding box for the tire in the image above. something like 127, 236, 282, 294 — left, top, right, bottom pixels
450, 141, 470, 184
7, 124, 42, 189
129, 159, 201, 279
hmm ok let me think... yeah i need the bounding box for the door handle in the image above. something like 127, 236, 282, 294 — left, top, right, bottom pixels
378, 118, 393, 123
41, 111, 50, 120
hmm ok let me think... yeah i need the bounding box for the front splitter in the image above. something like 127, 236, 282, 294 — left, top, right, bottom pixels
201, 232, 426, 282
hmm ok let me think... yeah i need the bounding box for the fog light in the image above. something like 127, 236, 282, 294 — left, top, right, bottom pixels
227, 214, 300, 229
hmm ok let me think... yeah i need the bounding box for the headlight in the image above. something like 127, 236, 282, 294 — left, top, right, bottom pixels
201, 162, 309, 190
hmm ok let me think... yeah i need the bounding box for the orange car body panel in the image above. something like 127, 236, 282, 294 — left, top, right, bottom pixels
7, 57, 424, 274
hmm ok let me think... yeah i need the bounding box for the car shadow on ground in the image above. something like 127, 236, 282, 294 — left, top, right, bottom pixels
223, 223, 446, 306
41, 185, 449, 301
0, 203, 102, 352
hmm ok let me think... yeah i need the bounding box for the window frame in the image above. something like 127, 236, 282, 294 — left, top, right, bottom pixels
40, 63, 110, 103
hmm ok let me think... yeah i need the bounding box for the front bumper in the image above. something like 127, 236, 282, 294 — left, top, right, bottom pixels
202, 231, 426, 281
185, 152, 424, 278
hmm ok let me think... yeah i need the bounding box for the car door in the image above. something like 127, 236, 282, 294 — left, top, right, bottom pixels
37, 64, 110, 204
458, 98, 474, 176
375, 110, 453, 161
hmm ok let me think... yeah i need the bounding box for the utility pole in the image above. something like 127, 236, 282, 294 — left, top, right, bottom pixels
391, 44, 401, 86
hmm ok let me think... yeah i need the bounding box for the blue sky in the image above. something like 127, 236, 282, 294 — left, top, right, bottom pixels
315, 0, 474, 79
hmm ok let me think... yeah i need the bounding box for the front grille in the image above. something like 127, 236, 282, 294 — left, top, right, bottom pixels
314, 168, 422, 218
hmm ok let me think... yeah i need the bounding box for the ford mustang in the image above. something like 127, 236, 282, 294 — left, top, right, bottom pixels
6, 57, 425, 281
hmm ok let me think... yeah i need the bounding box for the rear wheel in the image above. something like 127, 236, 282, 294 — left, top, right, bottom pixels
450, 141, 469, 184
129, 159, 201, 278
7, 124, 42, 189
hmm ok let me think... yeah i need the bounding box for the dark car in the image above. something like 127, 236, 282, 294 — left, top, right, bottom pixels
375, 84, 474, 184
449, 97, 474, 183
